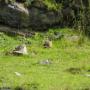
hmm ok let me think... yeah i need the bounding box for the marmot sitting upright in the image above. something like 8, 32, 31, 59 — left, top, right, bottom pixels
43, 38, 52, 48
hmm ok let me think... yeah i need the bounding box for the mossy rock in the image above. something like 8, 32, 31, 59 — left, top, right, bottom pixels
0, 5, 29, 28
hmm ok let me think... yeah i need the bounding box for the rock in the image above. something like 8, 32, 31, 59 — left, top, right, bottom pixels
68, 35, 80, 42
65, 35, 80, 42
84, 74, 90, 77
13, 44, 28, 55
0, 0, 89, 31
43, 38, 52, 48
0, 0, 62, 30
54, 32, 64, 39
15, 72, 22, 77
0, 3, 29, 28
11, 2, 29, 14
39, 59, 51, 65
25, 31, 36, 38
29, 6, 62, 30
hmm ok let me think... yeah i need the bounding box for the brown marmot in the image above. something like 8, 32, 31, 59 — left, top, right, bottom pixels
43, 38, 52, 48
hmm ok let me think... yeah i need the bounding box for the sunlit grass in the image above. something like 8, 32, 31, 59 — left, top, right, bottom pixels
0, 28, 90, 90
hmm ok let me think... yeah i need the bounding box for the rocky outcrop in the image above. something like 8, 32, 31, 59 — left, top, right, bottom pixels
0, 0, 89, 32
0, 2, 29, 28
29, 1, 62, 30
0, 0, 62, 30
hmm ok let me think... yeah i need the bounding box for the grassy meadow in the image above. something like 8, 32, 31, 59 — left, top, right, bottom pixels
0, 28, 90, 90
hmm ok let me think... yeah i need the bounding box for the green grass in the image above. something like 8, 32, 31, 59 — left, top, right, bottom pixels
43, 0, 57, 10
0, 28, 90, 90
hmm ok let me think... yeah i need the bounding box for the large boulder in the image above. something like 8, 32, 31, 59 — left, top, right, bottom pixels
0, 3, 29, 28
29, 0, 62, 30
0, 0, 62, 30
1, 0, 89, 32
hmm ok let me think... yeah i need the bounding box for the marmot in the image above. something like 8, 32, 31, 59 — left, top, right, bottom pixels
43, 38, 52, 48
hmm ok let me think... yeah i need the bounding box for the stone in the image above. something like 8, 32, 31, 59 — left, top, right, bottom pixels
15, 72, 22, 77
0, 3, 29, 28
68, 35, 80, 42
13, 44, 28, 55
39, 59, 51, 65
84, 74, 90, 77
0, 0, 62, 30
54, 32, 64, 39
65, 35, 80, 42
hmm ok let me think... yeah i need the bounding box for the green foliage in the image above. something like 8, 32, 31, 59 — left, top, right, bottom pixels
47, 0, 90, 36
